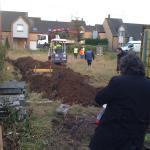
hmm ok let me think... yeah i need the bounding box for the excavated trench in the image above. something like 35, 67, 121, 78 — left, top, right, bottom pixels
10, 56, 102, 106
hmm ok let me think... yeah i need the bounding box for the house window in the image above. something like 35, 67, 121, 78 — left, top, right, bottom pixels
119, 31, 125, 37
93, 30, 98, 39
118, 26, 125, 37
38, 35, 46, 40
33, 27, 38, 32
17, 24, 24, 32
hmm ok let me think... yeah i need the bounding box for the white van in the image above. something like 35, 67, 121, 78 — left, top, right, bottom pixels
121, 41, 141, 52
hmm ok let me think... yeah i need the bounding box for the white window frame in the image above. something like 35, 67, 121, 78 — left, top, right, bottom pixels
17, 24, 24, 32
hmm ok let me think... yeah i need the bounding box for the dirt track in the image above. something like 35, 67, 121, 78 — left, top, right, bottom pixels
10, 57, 102, 106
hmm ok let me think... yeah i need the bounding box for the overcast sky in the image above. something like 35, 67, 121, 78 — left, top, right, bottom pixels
0, 0, 149, 25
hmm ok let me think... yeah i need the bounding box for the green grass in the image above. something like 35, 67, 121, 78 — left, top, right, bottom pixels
70, 104, 99, 116
7, 49, 48, 61
67, 53, 117, 87
20, 98, 61, 150
145, 133, 150, 142
20, 95, 99, 150
18, 89, 100, 150
0, 62, 22, 82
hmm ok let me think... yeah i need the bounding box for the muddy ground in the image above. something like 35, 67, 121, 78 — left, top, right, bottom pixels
10, 56, 101, 106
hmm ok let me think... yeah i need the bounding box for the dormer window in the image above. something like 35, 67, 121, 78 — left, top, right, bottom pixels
119, 31, 125, 36
118, 26, 125, 37
17, 24, 24, 32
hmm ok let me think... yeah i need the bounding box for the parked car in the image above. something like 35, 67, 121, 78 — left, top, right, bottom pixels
121, 41, 141, 52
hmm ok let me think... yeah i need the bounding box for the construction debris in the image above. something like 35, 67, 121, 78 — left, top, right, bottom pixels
0, 80, 27, 120
0, 80, 29, 150
56, 104, 70, 115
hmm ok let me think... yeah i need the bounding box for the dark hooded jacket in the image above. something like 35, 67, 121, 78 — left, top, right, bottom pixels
117, 50, 127, 72
89, 75, 150, 150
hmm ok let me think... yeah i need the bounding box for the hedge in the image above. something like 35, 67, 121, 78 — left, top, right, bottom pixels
85, 38, 108, 46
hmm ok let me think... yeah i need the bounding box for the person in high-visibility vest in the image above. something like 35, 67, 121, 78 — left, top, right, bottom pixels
79, 47, 85, 59
56, 43, 61, 48
53, 43, 61, 49
73, 47, 79, 59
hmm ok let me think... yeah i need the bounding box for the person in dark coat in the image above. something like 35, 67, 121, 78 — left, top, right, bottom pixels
89, 52, 150, 150
116, 47, 127, 73
85, 49, 94, 67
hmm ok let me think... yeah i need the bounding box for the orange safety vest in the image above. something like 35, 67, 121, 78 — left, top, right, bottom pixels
79, 49, 84, 55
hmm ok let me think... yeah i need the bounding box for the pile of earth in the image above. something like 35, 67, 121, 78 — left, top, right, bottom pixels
10, 57, 102, 106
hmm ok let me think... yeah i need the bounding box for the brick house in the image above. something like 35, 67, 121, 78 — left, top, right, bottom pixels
83, 24, 105, 39
95, 24, 106, 39
1, 11, 29, 49
28, 18, 71, 49
1, 11, 73, 49
103, 15, 144, 50
12, 16, 29, 49
0, 11, 106, 49
0, 11, 146, 50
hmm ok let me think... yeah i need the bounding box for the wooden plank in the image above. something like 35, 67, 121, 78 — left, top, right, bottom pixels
33, 68, 53, 73
0, 125, 3, 150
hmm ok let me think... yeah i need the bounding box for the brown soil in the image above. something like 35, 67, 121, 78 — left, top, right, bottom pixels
10, 56, 102, 106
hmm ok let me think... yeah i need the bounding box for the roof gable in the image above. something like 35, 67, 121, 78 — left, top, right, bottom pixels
1, 11, 28, 32
85, 25, 95, 32
84, 24, 104, 33
95, 24, 105, 32
106, 17, 145, 40
12, 16, 29, 26
107, 18, 123, 36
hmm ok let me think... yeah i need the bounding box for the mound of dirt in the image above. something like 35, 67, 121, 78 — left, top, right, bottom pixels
11, 57, 102, 106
